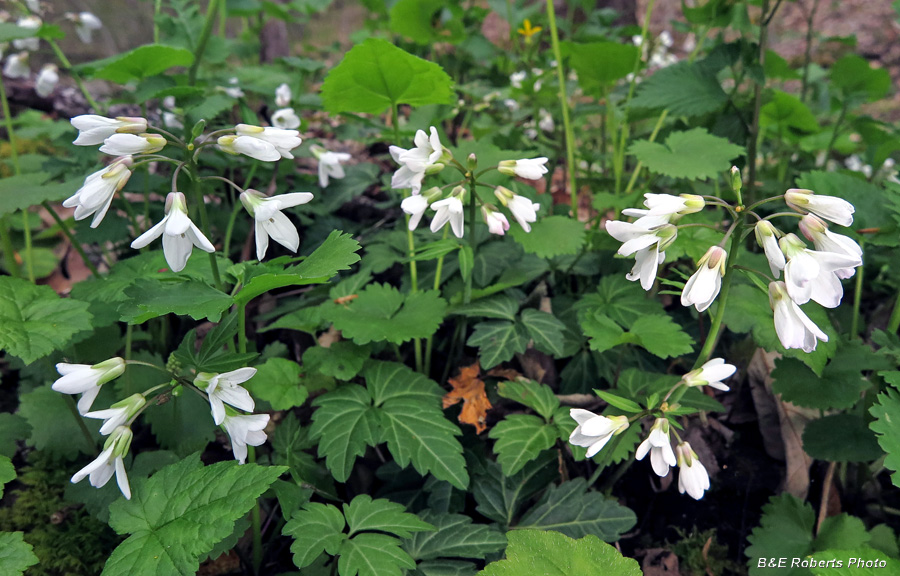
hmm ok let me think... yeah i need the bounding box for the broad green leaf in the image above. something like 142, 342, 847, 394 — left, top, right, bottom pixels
519, 309, 568, 357
472, 453, 558, 526
580, 275, 664, 328
284, 502, 347, 568
416, 559, 476, 576
103, 455, 284, 576
489, 415, 558, 476
478, 529, 642, 576
594, 391, 643, 413
19, 385, 98, 460
629, 128, 744, 181
564, 41, 640, 93
339, 532, 417, 576
119, 279, 232, 324
803, 414, 882, 463
746, 493, 815, 576
517, 479, 636, 541
0, 532, 39, 576
389, 0, 462, 44
467, 321, 528, 369
772, 356, 871, 412
870, 387, 900, 488
0, 276, 92, 364
291, 230, 362, 279
509, 216, 585, 258
497, 379, 560, 421
580, 312, 624, 353
234, 273, 308, 305
403, 511, 506, 562
761, 90, 819, 133
263, 306, 324, 335
321, 38, 454, 114
0, 455, 14, 500
302, 341, 369, 380
0, 173, 83, 216
142, 390, 216, 457
0, 414, 30, 458
831, 54, 891, 102
83, 44, 194, 83
309, 384, 379, 483
271, 413, 336, 496
630, 61, 727, 117
810, 548, 900, 575
451, 294, 520, 321
366, 361, 469, 489
325, 284, 446, 345
627, 314, 694, 359
814, 514, 871, 552
0, 22, 38, 41
246, 358, 308, 410
343, 495, 435, 538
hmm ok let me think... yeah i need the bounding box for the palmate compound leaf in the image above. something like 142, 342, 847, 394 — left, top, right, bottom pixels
325, 283, 447, 345
119, 278, 233, 324
509, 216, 586, 259
309, 384, 380, 483
102, 455, 285, 576
467, 321, 528, 370
477, 530, 642, 576
0, 532, 39, 576
629, 128, 744, 181
870, 387, 900, 488
321, 37, 454, 115
629, 60, 727, 117
746, 493, 815, 576
497, 379, 560, 421
518, 309, 569, 358
516, 478, 637, 541
344, 494, 435, 537
0, 276, 92, 364
488, 415, 559, 476
404, 511, 506, 564
472, 452, 559, 527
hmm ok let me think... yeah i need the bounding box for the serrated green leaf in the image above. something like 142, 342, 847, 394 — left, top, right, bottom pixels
325, 284, 447, 345
772, 357, 870, 412
271, 413, 336, 497
0, 173, 84, 216
246, 358, 308, 410
627, 314, 694, 359
594, 391, 642, 413
321, 38, 454, 114
803, 414, 882, 463
746, 494, 815, 576
291, 230, 362, 279
810, 548, 900, 575
761, 90, 819, 133
310, 384, 379, 483
629, 128, 743, 181
814, 514, 870, 552
0, 414, 30, 458
583, 275, 664, 328
489, 415, 558, 476
519, 309, 568, 357
339, 532, 417, 576
509, 216, 585, 258
0, 455, 14, 500
343, 495, 435, 538
404, 511, 506, 562
497, 379, 559, 421
284, 502, 347, 569
517, 479, 636, 541
142, 391, 216, 457
83, 44, 194, 83
580, 312, 624, 353
831, 54, 891, 102
0, 532, 39, 576
472, 453, 558, 527
119, 279, 232, 324
467, 321, 528, 369
19, 385, 98, 461
564, 41, 640, 92
302, 341, 369, 380
389, 0, 462, 45
103, 455, 284, 576
630, 61, 727, 117
451, 294, 520, 321
870, 387, 900, 488
0, 276, 92, 364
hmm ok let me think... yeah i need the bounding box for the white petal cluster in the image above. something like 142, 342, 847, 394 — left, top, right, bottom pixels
52, 357, 125, 414
681, 246, 726, 312
84, 393, 146, 435
35, 64, 58, 97
131, 192, 215, 272
3, 52, 30, 79
498, 158, 548, 180
635, 418, 676, 477
218, 124, 302, 161
754, 220, 785, 277
606, 218, 677, 290
67, 12, 103, 43
312, 146, 351, 188
780, 233, 860, 309
223, 414, 270, 464
785, 189, 854, 227
482, 205, 510, 236
798, 214, 862, 280
494, 186, 540, 233
71, 115, 148, 146
683, 358, 736, 392
676, 442, 710, 500
63, 156, 133, 228
13, 16, 41, 51
431, 196, 465, 238
71, 426, 133, 500
769, 281, 828, 352
272, 108, 300, 130
622, 193, 704, 219
568, 409, 629, 458
195, 368, 257, 425
240, 190, 313, 260
389, 126, 444, 193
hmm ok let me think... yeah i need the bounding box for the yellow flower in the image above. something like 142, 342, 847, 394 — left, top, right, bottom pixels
517, 19, 542, 42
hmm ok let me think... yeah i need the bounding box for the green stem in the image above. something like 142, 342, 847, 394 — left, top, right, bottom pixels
888, 290, 900, 333
64, 395, 98, 456
187, 162, 223, 290
407, 218, 423, 372
153, 0, 162, 43
623, 109, 668, 196
223, 201, 242, 258
188, 0, 223, 86
544, 0, 578, 217
823, 100, 848, 162
424, 227, 450, 375
48, 40, 103, 113
0, 217, 19, 277
236, 300, 261, 573
0, 73, 33, 281
587, 434, 624, 485
850, 263, 863, 339
238, 302, 248, 354
744, 0, 772, 203
42, 201, 101, 277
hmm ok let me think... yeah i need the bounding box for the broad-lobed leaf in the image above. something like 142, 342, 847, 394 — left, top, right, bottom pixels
629, 128, 744, 181
403, 511, 506, 563
467, 321, 528, 369
629, 61, 726, 117
497, 379, 559, 421
509, 216, 585, 258
746, 493, 815, 576
343, 494, 435, 538
870, 387, 900, 488
519, 309, 568, 357
309, 384, 379, 483
0, 532, 39, 576
325, 284, 446, 345
516, 479, 636, 541
489, 415, 559, 476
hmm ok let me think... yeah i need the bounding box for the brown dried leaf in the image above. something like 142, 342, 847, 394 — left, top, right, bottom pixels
443, 362, 492, 434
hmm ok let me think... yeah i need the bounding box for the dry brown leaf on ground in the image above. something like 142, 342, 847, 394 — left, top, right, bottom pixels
443, 362, 492, 434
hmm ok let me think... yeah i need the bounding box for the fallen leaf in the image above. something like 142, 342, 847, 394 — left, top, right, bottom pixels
443, 362, 492, 434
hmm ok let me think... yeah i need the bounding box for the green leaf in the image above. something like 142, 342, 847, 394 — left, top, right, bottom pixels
761, 90, 819, 133
302, 341, 369, 381
119, 279, 232, 324
0, 455, 14, 500
746, 493, 815, 576
339, 532, 418, 576
389, 0, 462, 44
0, 414, 30, 459
0, 276, 92, 364
478, 529, 642, 576
803, 414, 882, 463
519, 309, 568, 357
366, 361, 469, 489
594, 391, 643, 413
343, 494, 435, 538
629, 128, 744, 181
627, 314, 694, 359
0, 22, 38, 41
271, 413, 336, 496
630, 61, 727, 117
814, 514, 871, 552
0, 532, 39, 576
584, 275, 664, 328
580, 312, 625, 353
564, 41, 640, 93
870, 387, 900, 488
467, 321, 528, 369
83, 44, 194, 83
497, 379, 560, 421
772, 353, 872, 411
489, 415, 558, 476
517, 479, 636, 541
142, 391, 216, 457
509, 216, 585, 258
325, 284, 447, 345
103, 455, 284, 576
321, 38, 454, 114
310, 384, 379, 483
831, 54, 891, 101
458, 245, 474, 285
291, 230, 362, 279
19, 385, 98, 461
810, 548, 900, 575
403, 511, 506, 563
451, 294, 520, 321
246, 358, 308, 410
284, 502, 347, 569
0, 173, 84, 216
472, 453, 558, 526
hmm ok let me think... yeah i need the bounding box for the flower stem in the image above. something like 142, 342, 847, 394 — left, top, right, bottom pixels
544, 0, 578, 217
888, 290, 900, 333
48, 40, 104, 113
187, 162, 223, 290
63, 395, 99, 457
850, 263, 863, 339
42, 201, 101, 277
188, 0, 222, 85
0, 73, 33, 281
623, 109, 669, 196
424, 227, 450, 375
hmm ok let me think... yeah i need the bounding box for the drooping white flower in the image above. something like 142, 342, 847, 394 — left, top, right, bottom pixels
676, 442, 710, 500
222, 413, 269, 464
233, 124, 302, 159
130, 192, 215, 272
798, 214, 862, 279
311, 145, 351, 188
389, 126, 445, 193
71, 115, 148, 146
635, 418, 676, 477
275, 83, 291, 107
538, 108, 555, 132
498, 157, 548, 180
218, 135, 280, 162
3, 52, 30, 79
401, 187, 440, 231
13, 16, 41, 51
681, 246, 727, 312
784, 188, 855, 227
239, 190, 313, 261
71, 425, 133, 499
606, 218, 677, 290
754, 220, 785, 277
52, 357, 125, 414
494, 186, 539, 232
195, 368, 257, 426
99, 133, 166, 156
683, 358, 736, 392
62, 156, 133, 228
622, 193, 704, 219
510, 70, 526, 88
271, 108, 301, 130
84, 393, 146, 436
430, 195, 465, 238
768, 281, 828, 352
568, 409, 629, 458
779, 233, 860, 308
35, 63, 58, 97
482, 205, 510, 235
69, 12, 102, 43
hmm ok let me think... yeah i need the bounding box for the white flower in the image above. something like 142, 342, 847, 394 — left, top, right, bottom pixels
681, 246, 727, 312
676, 442, 710, 500
568, 409, 629, 458
683, 358, 736, 392
63, 156, 133, 228
221, 77, 244, 98
3, 52, 29, 79
311, 145, 351, 188
35, 63, 58, 97
84, 393, 146, 436
606, 219, 677, 290
768, 281, 828, 352
798, 214, 862, 280
218, 135, 281, 162
430, 196, 465, 238
482, 205, 510, 235
240, 190, 313, 261
389, 126, 444, 193
784, 188, 855, 227
130, 192, 215, 272
233, 124, 302, 159
222, 413, 269, 464
494, 186, 539, 232
538, 109, 555, 132
635, 418, 676, 477
99, 133, 165, 156
275, 83, 292, 107
503, 98, 519, 112
71, 115, 148, 146
401, 194, 430, 231
754, 220, 785, 277
52, 357, 125, 414
510, 71, 526, 88
622, 193, 704, 219
195, 368, 257, 426
498, 157, 548, 180
13, 17, 41, 51
71, 426, 133, 499
780, 233, 860, 308
71, 12, 102, 43
271, 108, 300, 130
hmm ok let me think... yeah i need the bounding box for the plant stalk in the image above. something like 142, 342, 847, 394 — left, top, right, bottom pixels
544, 0, 578, 217
188, 0, 223, 85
